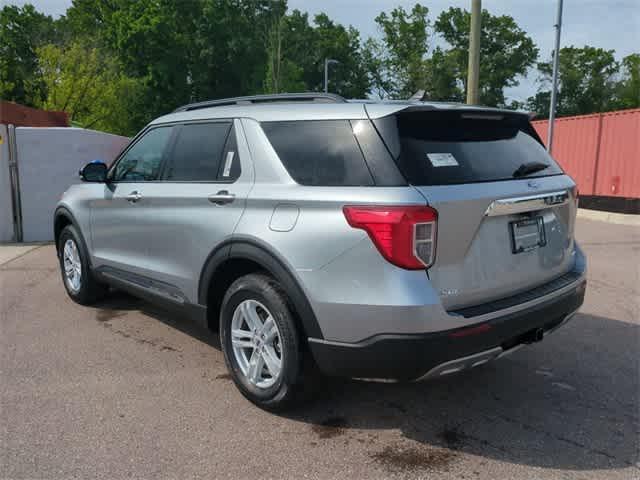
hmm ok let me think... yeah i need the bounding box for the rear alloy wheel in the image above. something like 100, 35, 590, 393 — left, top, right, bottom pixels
220, 273, 318, 410
230, 299, 284, 389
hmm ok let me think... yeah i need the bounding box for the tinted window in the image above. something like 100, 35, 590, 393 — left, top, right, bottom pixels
112, 127, 173, 181
380, 111, 563, 186
262, 120, 374, 186
163, 122, 231, 181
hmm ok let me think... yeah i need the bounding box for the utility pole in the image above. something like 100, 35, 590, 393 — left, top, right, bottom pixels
324, 58, 339, 93
547, 0, 564, 153
466, 0, 481, 104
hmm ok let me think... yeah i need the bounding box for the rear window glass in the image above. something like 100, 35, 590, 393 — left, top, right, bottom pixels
379, 111, 563, 186
261, 120, 374, 186
164, 122, 231, 181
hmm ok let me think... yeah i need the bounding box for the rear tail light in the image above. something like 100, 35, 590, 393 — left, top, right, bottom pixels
343, 205, 437, 270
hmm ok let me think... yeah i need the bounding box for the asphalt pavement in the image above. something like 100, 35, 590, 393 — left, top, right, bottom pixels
1, 218, 638, 479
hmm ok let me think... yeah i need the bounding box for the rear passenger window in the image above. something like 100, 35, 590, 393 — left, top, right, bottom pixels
261, 120, 374, 186
163, 122, 232, 181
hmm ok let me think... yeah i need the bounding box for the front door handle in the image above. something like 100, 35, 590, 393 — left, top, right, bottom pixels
208, 190, 235, 205
126, 191, 142, 203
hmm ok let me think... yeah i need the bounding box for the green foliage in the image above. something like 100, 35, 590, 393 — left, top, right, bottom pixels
0, 4, 56, 104
527, 46, 638, 117
363, 4, 537, 105
365, 4, 430, 99
313, 14, 369, 97
67, 0, 196, 121
192, 0, 284, 100
613, 53, 640, 110
1, 1, 636, 136
264, 11, 309, 94
35, 42, 142, 135
264, 10, 370, 98
424, 47, 464, 102
434, 7, 538, 107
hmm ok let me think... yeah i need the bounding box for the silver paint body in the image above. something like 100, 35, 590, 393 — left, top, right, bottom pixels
57, 101, 586, 344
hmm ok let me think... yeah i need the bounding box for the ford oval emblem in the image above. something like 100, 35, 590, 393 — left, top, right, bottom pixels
527, 180, 540, 189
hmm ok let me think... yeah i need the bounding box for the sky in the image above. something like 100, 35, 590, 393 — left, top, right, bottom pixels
5, 0, 640, 102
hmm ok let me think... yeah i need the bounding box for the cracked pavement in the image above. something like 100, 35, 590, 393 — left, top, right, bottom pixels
1, 218, 638, 479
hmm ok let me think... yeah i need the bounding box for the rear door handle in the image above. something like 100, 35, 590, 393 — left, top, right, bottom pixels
208, 190, 235, 205
126, 191, 142, 203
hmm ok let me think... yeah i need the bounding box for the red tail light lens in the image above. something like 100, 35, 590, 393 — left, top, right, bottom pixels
343, 205, 438, 270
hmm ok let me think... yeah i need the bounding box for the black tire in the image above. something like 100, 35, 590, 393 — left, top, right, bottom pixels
219, 273, 321, 411
57, 225, 108, 305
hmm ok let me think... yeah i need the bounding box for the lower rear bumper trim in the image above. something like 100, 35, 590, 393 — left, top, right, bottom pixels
308, 280, 585, 380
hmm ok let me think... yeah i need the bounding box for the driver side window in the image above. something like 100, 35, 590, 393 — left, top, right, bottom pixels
112, 126, 173, 181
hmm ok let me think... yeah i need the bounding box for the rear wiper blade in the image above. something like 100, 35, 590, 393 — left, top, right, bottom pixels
513, 161, 549, 178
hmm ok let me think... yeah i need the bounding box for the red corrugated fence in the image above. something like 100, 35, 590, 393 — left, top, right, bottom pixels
533, 109, 640, 198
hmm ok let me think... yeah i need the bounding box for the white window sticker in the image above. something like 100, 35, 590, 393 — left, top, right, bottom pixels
222, 151, 235, 177
427, 152, 459, 167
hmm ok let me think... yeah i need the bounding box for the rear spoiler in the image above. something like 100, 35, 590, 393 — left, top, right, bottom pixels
364, 103, 532, 121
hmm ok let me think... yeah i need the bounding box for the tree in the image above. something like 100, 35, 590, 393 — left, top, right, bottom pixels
265, 9, 320, 94
0, 4, 56, 105
264, 5, 305, 94
613, 53, 640, 110
423, 46, 464, 102
362, 37, 393, 99
365, 4, 430, 99
264, 10, 370, 98
35, 42, 142, 135
312, 13, 369, 97
193, 0, 285, 100
434, 7, 538, 107
528, 46, 621, 117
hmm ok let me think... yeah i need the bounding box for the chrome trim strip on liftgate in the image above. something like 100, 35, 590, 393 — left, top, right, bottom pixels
484, 190, 569, 217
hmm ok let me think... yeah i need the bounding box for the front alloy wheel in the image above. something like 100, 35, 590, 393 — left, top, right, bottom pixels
62, 238, 82, 293
57, 224, 107, 305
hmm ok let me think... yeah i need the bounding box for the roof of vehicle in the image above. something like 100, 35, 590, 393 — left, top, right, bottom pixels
150, 92, 529, 126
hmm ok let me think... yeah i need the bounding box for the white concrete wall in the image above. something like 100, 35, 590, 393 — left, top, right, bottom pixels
15, 127, 130, 242
0, 124, 15, 242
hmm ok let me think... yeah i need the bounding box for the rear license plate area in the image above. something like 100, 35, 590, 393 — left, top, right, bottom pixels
509, 216, 546, 254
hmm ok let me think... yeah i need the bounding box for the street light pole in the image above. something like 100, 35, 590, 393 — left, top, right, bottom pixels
324, 58, 339, 93
547, 0, 564, 153
466, 0, 481, 105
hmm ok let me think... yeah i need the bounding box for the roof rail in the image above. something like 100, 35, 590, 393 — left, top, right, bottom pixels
173, 92, 347, 113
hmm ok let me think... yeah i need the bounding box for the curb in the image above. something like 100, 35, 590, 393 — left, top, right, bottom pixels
577, 209, 640, 226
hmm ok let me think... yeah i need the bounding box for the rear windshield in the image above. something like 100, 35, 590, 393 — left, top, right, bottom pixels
376, 111, 563, 186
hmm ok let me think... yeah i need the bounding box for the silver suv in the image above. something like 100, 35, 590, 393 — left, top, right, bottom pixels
55, 93, 587, 410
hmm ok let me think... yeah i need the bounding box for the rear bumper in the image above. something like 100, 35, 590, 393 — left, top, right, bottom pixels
309, 278, 586, 380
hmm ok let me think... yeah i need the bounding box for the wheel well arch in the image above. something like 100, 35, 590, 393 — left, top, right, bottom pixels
53, 208, 75, 253
199, 240, 323, 340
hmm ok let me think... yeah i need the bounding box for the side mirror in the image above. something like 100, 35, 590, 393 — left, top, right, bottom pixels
80, 161, 108, 182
